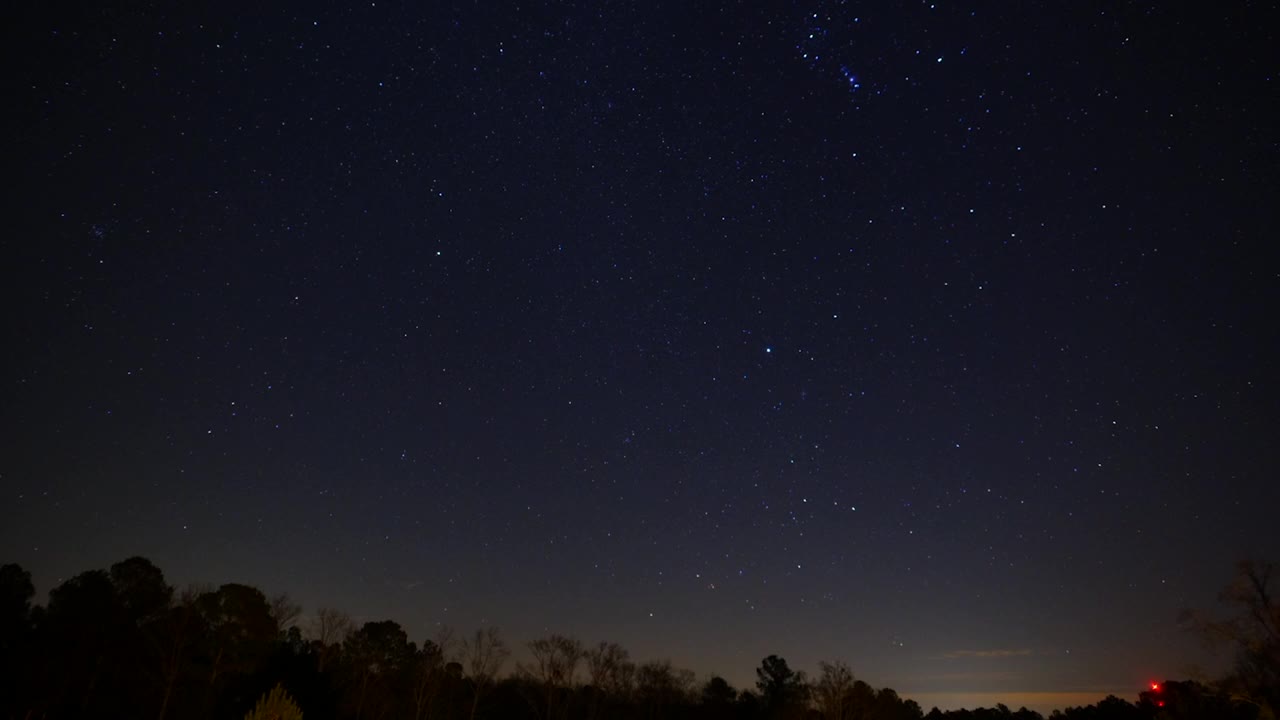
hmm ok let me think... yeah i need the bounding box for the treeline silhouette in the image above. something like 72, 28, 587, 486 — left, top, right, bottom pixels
0, 557, 1269, 719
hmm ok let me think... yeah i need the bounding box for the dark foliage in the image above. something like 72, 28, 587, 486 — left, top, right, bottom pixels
0, 557, 1265, 720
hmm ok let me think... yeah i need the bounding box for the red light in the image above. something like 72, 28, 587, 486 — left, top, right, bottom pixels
1150, 682, 1160, 691
1158, 701, 1165, 707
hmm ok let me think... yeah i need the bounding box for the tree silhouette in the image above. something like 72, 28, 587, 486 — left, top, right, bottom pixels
584, 641, 631, 720
700, 675, 738, 720
0, 564, 35, 716
154, 587, 205, 720
702, 675, 737, 705
195, 579, 279, 696
755, 655, 808, 719
814, 660, 855, 720
872, 687, 923, 720
42, 569, 130, 715
408, 637, 446, 720
461, 626, 510, 720
1138, 678, 1260, 719
7, 553, 1268, 720
521, 634, 583, 720
270, 593, 304, 635
343, 620, 416, 720
110, 556, 173, 625
635, 659, 694, 720
1184, 559, 1280, 716
308, 607, 355, 674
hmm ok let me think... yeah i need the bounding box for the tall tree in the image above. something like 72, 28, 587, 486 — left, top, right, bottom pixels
0, 564, 33, 628
522, 634, 584, 720
42, 569, 130, 715
195, 582, 279, 717
110, 556, 173, 625
0, 564, 35, 715
308, 606, 355, 673
584, 641, 630, 720
814, 660, 855, 720
1185, 559, 1280, 716
847, 680, 877, 719
871, 687, 923, 720
154, 588, 203, 720
410, 637, 446, 720
755, 655, 808, 719
462, 626, 510, 720
109, 557, 175, 716
701, 675, 737, 705
701, 675, 738, 720
635, 659, 694, 720
343, 620, 417, 720
268, 592, 303, 634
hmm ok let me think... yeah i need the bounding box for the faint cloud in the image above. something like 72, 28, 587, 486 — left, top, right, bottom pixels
939, 649, 1033, 660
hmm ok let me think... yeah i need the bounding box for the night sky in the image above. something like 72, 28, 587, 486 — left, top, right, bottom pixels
5, 1, 1278, 713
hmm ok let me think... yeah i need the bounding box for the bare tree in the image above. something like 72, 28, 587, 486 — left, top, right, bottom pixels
585, 642, 630, 720
1184, 559, 1280, 715
308, 606, 355, 644
410, 626, 457, 720
813, 660, 855, 720
586, 641, 629, 690
521, 634, 584, 720
307, 607, 354, 673
635, 659, 694, 720
462, 626, 510, 720
268, 592, 302, 632
411, 637, 445, 720
435, 625, 458, 661
154, 587, 201, 720
615, 660, 637, 699
674, 668, 697, 697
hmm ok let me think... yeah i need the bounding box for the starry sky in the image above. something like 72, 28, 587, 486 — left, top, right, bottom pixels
4, 1, 1278, 713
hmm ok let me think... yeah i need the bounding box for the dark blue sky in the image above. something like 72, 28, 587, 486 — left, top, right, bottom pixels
5, 1, 1277, 713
